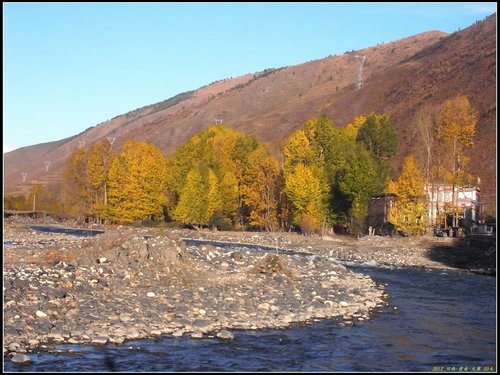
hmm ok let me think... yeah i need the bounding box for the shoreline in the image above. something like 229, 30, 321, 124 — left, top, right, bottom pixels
3, 221, 495, 363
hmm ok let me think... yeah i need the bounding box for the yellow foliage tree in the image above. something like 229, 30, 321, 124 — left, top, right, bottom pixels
171, 168, 208, 228
283, 130, 313, 174
241, 144, 281, 231
344, 115, 367, 142
62, 147, 91, 219
165, 125, 259, 227
284, 163, 325, 234
206, 168, 223, 225
436, 95, 478, 226
86, 139, 113, 223
219, 171, 240, 226
387, 154, 428, 236
105, 140, 168, 223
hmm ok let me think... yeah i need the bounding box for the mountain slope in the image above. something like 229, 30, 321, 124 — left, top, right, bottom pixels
4, 13, 496, 215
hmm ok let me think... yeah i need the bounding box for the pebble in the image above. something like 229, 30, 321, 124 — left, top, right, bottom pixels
3, 223, 404, 357
35, 311, 48, 318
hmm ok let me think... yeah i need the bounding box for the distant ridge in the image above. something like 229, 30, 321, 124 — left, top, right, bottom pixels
4, 13, 496, 215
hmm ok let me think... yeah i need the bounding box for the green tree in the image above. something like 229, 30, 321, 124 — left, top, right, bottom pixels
356, 113, 397, 191
337, 145, 379, 234
356, 113, 397, 159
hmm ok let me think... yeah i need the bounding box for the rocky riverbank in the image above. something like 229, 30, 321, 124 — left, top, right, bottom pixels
182, 229, 496, 275
4, 222, 388, 364
3, 220, 495, 364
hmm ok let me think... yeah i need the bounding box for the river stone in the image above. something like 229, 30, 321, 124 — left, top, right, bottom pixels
192, 319, 208, 328
191, 331, 204, 339
92, 336, 109, 345
216, 329, 234, 340
11, 353, 31, 364
4, 326, 19, 336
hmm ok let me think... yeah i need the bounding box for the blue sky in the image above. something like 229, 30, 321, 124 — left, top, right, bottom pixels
3, 2, 497, 152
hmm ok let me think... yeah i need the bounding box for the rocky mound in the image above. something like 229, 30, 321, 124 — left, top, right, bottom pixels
4, 225, 387, 361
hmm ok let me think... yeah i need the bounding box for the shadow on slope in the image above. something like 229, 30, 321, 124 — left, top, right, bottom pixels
424, 237, 496, 276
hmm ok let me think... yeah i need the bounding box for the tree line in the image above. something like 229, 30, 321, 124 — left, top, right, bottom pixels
5, 95, 478, 236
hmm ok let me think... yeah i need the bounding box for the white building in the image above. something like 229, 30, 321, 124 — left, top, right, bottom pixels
425, 184, 480, 226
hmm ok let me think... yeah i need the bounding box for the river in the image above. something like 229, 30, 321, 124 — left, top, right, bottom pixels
4, 237, 497, 372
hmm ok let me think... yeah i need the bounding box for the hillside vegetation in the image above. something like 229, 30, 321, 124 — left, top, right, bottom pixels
4, 13, 496, 218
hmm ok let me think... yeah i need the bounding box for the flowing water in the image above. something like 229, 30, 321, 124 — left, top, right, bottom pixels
4, 234, 497, 372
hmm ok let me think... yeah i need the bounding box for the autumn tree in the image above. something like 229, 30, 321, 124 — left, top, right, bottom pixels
171, 168, 208, 228
206, 169, 223, 226
387, 154, 428, 236
218, 171, 240, 227
283, 129, 313, 174
4, 194, 29, 211
283, 116, 339, 232
344, 115, 367, 142
436, 95, 478, 226
105, 140, 168, 223
86, 139, 114, 223
241, 144, 281, 231
166, 125, 259, 228
284, 163, 326, 234
62, 147, 91, 219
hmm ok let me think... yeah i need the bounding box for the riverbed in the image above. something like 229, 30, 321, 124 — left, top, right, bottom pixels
3, 224, 496, 372
4, 257, 496, 372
